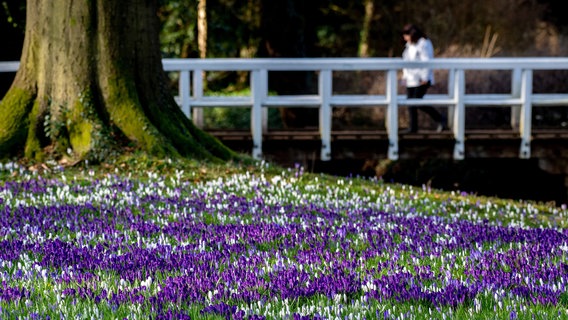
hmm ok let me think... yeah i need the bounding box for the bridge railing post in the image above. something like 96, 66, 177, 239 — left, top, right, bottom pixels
179, 71, 191, 118
192, 69, 204, 128
319, 70, 332, 161
446, 68, 455, 128
453, 69, 465, 160
519, 69, 533, 159
511, 68, 522, 130
386, 69, 398, 160
250, 69, 266, 160
260, 70, 269, 133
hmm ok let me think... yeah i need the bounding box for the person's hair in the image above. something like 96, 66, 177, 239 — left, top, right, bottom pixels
402, 24, 427, 43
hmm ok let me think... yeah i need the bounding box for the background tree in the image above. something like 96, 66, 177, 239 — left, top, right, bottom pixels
358, 0, 374, 58
0, 0, 238, 163
198, 0, 207, 59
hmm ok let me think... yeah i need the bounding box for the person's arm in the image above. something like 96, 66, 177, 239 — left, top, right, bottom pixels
417, 38, 434, 85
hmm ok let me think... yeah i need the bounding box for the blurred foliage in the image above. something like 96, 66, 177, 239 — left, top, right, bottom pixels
3, 1, 565, 60
201, 88, 283, 130
158, 0, 260, 58
157, 0, 562, 60
158, 1, 198, 58
3, 0, 567, 129
202, 107, 283, 130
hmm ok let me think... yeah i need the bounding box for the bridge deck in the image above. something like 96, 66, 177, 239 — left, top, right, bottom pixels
210, 129, 568, 141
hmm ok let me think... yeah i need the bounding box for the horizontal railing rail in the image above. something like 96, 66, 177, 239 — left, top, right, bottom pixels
2, 58, 568, 160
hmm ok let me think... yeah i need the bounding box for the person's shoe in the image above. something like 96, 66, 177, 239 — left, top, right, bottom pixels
401, 127, 417, 134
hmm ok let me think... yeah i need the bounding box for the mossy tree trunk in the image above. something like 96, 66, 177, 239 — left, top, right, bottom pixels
0, 0, 238, 163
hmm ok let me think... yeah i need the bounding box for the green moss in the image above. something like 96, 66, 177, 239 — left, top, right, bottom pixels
105, 75, 177, 157
0, 87, 35, 158
144, 94, 242, 162
67, 92, 95, 159
180, 114, 242, 162
69, 119, 93, 158
24, 100, 44, 161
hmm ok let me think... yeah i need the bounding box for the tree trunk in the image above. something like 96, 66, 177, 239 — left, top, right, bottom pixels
197, 0, 207, 59
358, 0, 374, 58
0, 0, 238, 163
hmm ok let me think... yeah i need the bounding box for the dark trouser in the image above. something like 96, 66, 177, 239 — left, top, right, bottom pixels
406, 82, 445, 132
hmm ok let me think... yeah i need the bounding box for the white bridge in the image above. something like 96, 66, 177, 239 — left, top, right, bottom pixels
3, 58, 568, 161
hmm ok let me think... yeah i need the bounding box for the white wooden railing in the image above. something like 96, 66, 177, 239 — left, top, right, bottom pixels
2, 58, 568, 161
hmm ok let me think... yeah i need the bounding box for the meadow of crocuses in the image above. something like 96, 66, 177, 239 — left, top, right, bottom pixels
1, 159, 568, 319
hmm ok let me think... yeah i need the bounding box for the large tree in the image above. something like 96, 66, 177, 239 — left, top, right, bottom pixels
0, 0, 238, 163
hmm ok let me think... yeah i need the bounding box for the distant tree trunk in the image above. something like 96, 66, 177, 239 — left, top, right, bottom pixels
194, 0, 207, 126
258, 0, 318, 128
0, 0, 238, 163
198, 0, 207, 58
358, 0, 374, 57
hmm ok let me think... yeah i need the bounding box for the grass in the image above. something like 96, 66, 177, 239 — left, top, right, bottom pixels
0, 155, 567, 319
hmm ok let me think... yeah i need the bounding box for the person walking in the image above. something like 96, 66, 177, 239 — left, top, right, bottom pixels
401, 23, 446, 133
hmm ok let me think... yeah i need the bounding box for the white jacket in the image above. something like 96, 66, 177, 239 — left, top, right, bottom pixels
402, 37, 434, 88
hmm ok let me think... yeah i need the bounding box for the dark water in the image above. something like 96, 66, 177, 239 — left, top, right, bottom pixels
310, 158, 568, 206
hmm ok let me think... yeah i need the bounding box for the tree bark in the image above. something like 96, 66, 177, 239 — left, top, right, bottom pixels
197, 0, 207, 59
358, 0, 374, 58
0, 0, 238, 163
